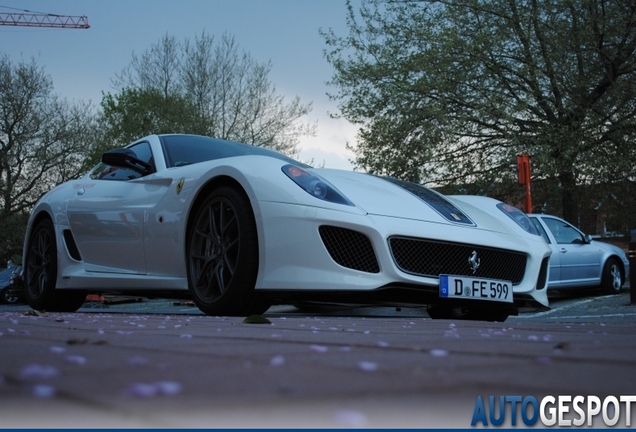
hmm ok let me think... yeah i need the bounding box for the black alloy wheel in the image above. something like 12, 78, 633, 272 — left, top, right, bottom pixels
187, 186, 268, 316
25, 219, 86, 312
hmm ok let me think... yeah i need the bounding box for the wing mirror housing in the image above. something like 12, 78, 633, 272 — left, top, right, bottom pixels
102, 148, 153, 175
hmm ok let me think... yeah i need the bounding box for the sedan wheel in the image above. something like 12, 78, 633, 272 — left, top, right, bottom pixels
1, 287, 19, 304
601, 258, 623, 295
188, 186, 268, 316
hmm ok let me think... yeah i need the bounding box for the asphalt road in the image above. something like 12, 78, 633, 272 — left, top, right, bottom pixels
1, 288, 635, 428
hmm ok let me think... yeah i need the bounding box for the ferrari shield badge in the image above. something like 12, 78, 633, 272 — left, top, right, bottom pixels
176, 178, 185, 195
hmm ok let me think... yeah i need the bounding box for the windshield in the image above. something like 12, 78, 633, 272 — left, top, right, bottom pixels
159, 134, 306, 168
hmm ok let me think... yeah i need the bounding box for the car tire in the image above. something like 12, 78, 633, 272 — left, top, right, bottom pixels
49, 290, 88, 312
427, 304, 511, 322
427, 305, 462, 319
24, 218, 86, 312
187, 186, 268, 316
601, 257, 623, 295
1, 286, 19, 304
462, 308, 511, 322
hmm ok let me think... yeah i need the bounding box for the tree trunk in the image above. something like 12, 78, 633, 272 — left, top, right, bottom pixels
560, 171, 578, 225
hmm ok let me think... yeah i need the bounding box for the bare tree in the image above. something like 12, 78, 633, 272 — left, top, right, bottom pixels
0, 55, 97, 263
113, 32, 315, 157
113, 33, 182, 98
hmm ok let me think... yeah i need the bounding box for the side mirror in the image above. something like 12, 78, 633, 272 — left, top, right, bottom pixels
584, 234, 593, 244
101, 148, 153, 175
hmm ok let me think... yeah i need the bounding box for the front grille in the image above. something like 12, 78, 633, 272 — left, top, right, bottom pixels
536, 257, 549, 290
389, 236, 527, 284
319, 226, 380, 273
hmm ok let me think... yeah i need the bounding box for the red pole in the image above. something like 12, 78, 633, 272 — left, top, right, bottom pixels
524, 179, 532, 214
516, 154, 532, 213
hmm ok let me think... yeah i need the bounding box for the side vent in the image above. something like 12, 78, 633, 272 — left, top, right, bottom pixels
63, 229, 82, 261
319, 226, 380, 273
537, 257, 550, 290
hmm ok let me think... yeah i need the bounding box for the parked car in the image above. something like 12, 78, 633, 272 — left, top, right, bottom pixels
528, 214, 629, 293
21, 134, 552, 321
0, 266, 20, 304
7, 265, 24, 303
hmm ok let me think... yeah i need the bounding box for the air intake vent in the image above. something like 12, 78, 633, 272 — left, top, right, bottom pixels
536, 257, 549, 290
319, 226, 380, 273
389, 236, 527, 284
63, 229, 82, 261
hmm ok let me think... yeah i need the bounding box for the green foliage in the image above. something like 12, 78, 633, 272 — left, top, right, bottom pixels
101, 88, 206, 144
324, 0, 636, 223
90, 87, 207, 164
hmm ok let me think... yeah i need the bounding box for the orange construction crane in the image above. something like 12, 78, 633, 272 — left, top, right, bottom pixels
0, 12, 89, 28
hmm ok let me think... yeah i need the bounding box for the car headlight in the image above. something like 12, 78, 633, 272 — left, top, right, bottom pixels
497, 203, 539, 236
282, 164, 353, 206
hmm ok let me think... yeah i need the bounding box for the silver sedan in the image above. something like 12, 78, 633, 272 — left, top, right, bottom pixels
529, 214, 629, 294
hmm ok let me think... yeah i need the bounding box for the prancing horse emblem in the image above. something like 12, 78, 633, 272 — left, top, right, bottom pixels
176, 178, 185, 195
468, 250, 480, 274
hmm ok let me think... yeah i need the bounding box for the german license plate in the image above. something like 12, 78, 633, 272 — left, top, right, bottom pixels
439, 275, 513, 303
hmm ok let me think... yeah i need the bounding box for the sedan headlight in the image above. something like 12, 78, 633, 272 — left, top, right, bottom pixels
282, 164, 353, 206
497, 203, 539, 236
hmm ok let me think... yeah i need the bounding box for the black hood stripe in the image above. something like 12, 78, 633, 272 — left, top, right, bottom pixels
381, 177, 475, 226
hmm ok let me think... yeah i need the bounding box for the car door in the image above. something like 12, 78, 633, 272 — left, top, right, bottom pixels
537, 216, 600, 287
66, 142, 155, 274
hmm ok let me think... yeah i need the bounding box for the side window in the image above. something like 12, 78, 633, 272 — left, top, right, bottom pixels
90, 142, 155, 181
530, 218, 551, 244
543, 218, 585, 244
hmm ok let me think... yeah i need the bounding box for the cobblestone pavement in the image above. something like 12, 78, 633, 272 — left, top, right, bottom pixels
0, 287, 635, 428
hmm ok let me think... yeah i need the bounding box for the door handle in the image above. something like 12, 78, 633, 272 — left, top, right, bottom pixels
559, 248, 567, 254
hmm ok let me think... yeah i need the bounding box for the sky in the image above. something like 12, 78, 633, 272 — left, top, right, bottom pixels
1, 0, 359, 170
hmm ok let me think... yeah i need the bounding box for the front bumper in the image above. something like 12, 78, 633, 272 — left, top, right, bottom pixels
254, 201, 551, 309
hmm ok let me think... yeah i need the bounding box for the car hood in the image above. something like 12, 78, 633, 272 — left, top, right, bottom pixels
317, 169, 520, 236
594, 240, 628, 257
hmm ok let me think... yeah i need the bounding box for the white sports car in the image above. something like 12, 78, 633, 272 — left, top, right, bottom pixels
22, 134, 551, 321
